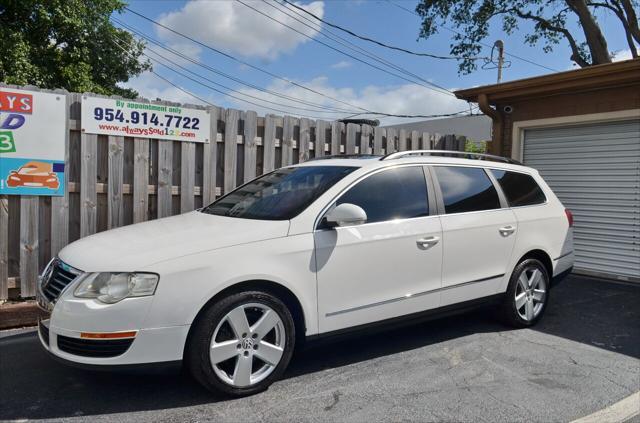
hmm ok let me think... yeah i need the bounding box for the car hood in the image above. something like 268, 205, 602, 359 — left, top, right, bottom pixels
58, 211, 290, 272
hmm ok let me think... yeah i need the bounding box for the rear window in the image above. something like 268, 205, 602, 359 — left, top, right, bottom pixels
434, 166, 501, 214
490, 169, 546, 207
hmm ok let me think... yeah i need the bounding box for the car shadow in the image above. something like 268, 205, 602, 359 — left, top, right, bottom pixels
0, 274, 637, 420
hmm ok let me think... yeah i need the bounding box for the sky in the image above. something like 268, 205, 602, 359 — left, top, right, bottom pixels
115, 0, 637, 125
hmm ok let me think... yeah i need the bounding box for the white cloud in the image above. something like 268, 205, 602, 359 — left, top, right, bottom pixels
331, 60, 352, 69
232, 76, 470, 125
612, 49, 633, 62
156, 0, 325, 60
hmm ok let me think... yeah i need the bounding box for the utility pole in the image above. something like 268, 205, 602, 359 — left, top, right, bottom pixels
494, 40, 505, 83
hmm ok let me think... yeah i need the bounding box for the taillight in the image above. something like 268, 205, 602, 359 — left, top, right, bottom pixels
565, 209, 574, 227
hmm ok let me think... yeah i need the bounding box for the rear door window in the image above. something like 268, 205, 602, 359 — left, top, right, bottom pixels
434, 166, 501, 214
490, 169, 547, 207
335, 166, 429, 224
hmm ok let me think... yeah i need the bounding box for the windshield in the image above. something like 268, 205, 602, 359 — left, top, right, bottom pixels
201, 166, 357, 220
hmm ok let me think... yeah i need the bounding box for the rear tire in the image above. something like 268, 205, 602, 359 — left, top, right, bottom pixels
186, 291, 296, 397
499, 259, 550, 328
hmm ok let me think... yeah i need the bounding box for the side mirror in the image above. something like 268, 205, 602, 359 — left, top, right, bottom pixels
325, 203, 367, 227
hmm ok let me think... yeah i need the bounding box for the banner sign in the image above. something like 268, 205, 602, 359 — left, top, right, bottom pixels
0, 88, 66, 196
81, 96, 210, 143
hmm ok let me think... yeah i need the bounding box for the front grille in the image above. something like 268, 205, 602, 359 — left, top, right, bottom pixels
39, 321, 50, 346
42, 260, 81, 303
57, 335, 134, 358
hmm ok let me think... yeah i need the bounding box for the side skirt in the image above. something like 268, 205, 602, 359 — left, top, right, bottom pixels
304, 293, 504, 348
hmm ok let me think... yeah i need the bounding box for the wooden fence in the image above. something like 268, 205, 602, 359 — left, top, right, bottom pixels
0, 86, 467, 301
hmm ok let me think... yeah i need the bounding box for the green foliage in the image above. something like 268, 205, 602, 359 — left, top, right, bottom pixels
415, 0, 621, 74
0, 0, 150, 97
465, 139, 487, 153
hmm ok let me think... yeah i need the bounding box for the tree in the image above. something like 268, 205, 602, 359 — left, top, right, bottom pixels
0, 0, 150, 97
415, 0, 640, 74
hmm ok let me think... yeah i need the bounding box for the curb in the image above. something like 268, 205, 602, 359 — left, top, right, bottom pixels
0, 301, 44, 330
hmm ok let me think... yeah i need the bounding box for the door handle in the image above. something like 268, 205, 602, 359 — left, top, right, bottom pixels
499, 225, 516, 237
416, 236, 440, 250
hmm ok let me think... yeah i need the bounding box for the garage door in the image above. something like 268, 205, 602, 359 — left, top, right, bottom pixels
523, 119, 640, 281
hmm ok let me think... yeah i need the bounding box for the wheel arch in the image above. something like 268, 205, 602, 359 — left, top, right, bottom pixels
517, 249, 553, 279
184, 279, 307, 358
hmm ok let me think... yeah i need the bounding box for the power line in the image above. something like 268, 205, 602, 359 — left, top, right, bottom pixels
119, 8, 477, 119
112, 17, 360, 114
264, 0, 446, 96
123, 6, 374, 112
281, 0, 487, 61
110, 34, 343, 119
383, 0, 559, 73
235, 0, 455, 97
113, 19, 470, 119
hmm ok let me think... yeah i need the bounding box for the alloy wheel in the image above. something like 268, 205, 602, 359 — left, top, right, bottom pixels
209, 303, 286, 388
514, 266, 547, 321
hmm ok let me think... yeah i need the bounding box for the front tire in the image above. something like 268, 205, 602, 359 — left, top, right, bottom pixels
187, 291, 296, 396
499, 259, 550, 328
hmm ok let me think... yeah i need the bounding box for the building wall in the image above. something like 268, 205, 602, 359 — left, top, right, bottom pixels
494, 83, 640, 157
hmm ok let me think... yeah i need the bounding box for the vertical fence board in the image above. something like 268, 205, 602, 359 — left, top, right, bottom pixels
0, 196, 8, 300
331, 121, 343, 155
315, 120, 328, 158
51, 93, 72, 257
299, 118, 310, 162
157, 141, 173, 218
202, 107, 219, 204
181, 142, 196, 213
107, 136, 124, 229
133, 138, 149, 223
243, 110, 258, 182
80, 133, 97, 237
224, 109, 240, 193
373, 127, 384, 155
360, 125, 371, 154
282, 115, 294, 166
411, 130, 420, 150
19, 197, 38, 297
421, 132, 431, 149
386, 128, 397, 154
398, 129, 407, 151
345, 123, 357, 154
263, 115, 277, 173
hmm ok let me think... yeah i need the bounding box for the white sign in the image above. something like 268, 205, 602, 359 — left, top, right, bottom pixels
0, 88, 66, 196
81, 96, 211, 143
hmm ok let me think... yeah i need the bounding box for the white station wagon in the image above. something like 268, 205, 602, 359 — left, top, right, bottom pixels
37, 150, 574, 396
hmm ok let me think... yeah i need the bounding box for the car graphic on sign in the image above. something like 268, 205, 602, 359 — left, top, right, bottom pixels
6, 161, 60, 189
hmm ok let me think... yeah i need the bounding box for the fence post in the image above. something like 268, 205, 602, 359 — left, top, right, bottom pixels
157, 140, 173, 218
133, 138, 149, 223
19, 197, 38, 297
224, 109, 240, 194
202, 106, 219, 204
243, 110, 258, 181
107, 135, 124, 229
80, 132, 97, 237
299, 118, 310, 162
0, 197, 8, 301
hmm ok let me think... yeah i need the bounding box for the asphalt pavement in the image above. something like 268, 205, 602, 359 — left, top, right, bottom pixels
1, 274, 639, 422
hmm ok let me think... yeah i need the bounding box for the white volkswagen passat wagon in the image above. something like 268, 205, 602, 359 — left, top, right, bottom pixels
37, 151, 574, 396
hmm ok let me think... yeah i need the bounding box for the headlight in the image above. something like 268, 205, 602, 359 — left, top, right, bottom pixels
74, 272, 159, 304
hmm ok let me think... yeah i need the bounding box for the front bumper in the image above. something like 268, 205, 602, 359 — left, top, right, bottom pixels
36, 261, 190, 367
38, 317, 190, 366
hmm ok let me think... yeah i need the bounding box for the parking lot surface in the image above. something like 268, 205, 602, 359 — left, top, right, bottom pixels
1, 274, 638, 422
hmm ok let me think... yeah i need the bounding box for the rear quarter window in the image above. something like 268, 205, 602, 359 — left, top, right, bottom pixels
490, 169, 547, 207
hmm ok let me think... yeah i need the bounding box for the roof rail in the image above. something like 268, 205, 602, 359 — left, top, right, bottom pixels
380, 150, 522, 165
307, 154, 381, 161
